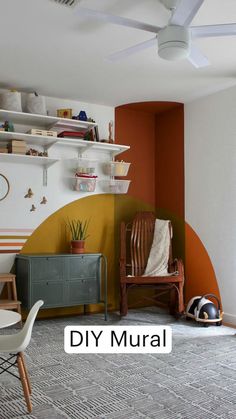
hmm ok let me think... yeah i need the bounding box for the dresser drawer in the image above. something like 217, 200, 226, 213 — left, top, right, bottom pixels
66, 255, 100, 280
66, 278, 99, 304
30, 258, 64, 282
31, 281, 64, 308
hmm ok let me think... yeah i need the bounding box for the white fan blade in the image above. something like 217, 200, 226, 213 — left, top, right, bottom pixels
76, 7, 160, 34
191, 23, 236, 38
170, 0, 204, 26
188, 44, 210, 68
106, 37, 157, 62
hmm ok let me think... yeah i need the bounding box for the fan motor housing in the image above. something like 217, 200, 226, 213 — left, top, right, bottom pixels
158, 25, 190, 61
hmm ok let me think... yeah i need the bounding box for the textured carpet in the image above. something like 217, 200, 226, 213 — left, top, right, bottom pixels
0, 308, 236, 419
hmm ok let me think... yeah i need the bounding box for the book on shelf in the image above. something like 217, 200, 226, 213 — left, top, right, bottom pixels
94, 126, 100, 142
58, 131, 85, 138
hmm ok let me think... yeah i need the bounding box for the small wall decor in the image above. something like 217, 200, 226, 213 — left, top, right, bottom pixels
0, 174, 10, 201
30, 204, 36, 212
24, 188, 34, 198
57, 108, 72, 119
78, 110, 87, 121
40, 196, 47, 205
108, 120, 114, 143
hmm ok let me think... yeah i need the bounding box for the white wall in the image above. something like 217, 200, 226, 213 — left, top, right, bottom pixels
185, 85, 236, 325
0, 94, 114, 273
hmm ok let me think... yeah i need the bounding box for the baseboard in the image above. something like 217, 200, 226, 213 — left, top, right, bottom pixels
223, 312, 236, 327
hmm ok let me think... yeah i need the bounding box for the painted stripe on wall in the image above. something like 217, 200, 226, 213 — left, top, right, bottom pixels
0, 229, 33, 233
0, 243, 26, 247
0, 250, 20, 254
0, 236, 30, 239
0, 229, 33, 253
0, 239, 27, 243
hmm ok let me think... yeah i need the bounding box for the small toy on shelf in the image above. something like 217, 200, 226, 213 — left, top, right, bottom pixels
72, 114, 95, 123
108, 120, 114, 143
57, 108, 72, 119
87, 117, 96, 123
78, 111, 87, 121
1, 121, 14, 132
26, 148, 48, 157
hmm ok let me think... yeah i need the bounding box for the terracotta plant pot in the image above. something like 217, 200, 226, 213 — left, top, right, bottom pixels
71, 240, 85, 254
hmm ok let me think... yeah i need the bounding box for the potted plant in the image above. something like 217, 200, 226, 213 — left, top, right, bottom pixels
66, 218, 90, 254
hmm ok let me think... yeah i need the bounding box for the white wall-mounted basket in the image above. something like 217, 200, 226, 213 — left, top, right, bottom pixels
100, 179, 130, 194
75, 157, 97, 176
74, 176, 97, 192
102, 161, 130, 177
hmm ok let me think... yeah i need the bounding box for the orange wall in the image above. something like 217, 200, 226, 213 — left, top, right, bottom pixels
155, 105, 184, 219
185, 223, 221, 304
115, 107, 156, 207
115, 103, 185, 261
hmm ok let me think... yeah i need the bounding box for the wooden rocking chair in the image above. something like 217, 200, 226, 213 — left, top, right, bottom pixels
119, 212, 185, 316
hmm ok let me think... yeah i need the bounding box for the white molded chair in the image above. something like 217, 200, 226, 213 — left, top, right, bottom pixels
0, 300, 44, 413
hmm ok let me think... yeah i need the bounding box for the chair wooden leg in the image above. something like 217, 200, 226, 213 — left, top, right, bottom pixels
120, 283, 128, 316
17, 353, 32, 413
19, 352, 32, 394
169, 287, 176, 315
177, 282, 184, 314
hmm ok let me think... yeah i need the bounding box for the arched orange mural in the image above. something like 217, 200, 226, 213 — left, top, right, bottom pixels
185, 223, 221, 305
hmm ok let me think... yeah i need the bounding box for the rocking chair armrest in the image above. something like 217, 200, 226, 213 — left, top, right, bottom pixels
119, 258, 126, 276
172, 258, 185, 281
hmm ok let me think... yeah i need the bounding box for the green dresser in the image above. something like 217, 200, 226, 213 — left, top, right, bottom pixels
16, 253, 107, 320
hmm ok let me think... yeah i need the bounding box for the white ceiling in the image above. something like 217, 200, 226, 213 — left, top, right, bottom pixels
1, 0, 236, 107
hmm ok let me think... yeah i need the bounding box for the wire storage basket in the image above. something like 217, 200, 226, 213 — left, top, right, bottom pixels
100, 179, 130, 194
74, 175, 97, 192
102, 161, 130, 177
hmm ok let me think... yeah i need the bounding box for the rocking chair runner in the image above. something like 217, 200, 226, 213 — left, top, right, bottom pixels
119, 212, 185, 316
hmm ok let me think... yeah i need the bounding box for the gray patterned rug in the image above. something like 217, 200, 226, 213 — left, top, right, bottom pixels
0, 307, 236, 419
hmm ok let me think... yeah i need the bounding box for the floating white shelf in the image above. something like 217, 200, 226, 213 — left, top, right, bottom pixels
0, 131, 57, 149
0, 108, 131, 190
0, 109, 97, 130
0, 131, 129, 156
0, 109, 130, 157
0, 153, 59, 186
0, 153, 58, 167
57, 138, 129, 157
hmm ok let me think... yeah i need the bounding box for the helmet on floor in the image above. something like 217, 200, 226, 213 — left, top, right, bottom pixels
186, 294, 223, 325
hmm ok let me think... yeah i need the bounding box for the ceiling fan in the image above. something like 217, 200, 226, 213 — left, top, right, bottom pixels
74, 0, 236, 68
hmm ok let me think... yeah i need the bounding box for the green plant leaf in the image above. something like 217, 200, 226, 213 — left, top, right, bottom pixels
66, 218, 90, 240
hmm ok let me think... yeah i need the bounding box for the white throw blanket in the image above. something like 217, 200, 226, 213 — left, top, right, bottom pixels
143, 219, 175, 277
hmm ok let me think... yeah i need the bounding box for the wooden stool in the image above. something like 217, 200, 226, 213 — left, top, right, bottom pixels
0, 274, 22, 319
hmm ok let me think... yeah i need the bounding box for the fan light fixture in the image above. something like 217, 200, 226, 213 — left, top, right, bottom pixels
75, 0, 236, 68
158, 26, 190, 60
